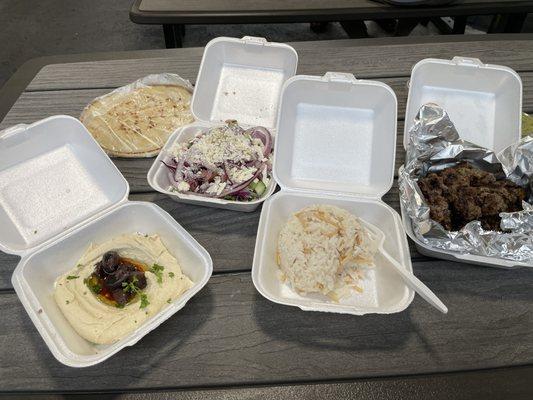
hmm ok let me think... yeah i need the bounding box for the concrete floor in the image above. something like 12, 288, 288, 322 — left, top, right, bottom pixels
0, 0, 531, 88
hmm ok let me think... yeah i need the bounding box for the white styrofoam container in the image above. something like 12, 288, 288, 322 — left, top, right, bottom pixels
402, 57, 530, 269
400, 200, 532, 269
252, 72, 415, 315
1, 116, 213, 367
404, 56, 522, 153
147, 36, 298, 212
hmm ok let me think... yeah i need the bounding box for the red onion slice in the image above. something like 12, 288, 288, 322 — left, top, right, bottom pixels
218, 167, 263, 198
162, 124, 272, 200
250, 127, 272, 157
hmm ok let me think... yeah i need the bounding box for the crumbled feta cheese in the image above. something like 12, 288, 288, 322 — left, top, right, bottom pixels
261, 165, 270, 186
205, 177, 226, 196
228, 166, 257, 183
173, 125, 264, 169
176, 181, 190, 192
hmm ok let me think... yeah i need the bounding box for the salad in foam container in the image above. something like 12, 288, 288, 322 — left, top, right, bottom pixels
148, 36, 298, 211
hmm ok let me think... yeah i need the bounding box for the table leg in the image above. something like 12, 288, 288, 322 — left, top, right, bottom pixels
503, 13, 527, 33
430, 17, 452, 34
310, 22, 329, 33
394, 18, 419, 36
163, 24, 183, 48
452, 16, 467, 34
488, 13, 527, 33
374, 19, 398, 33
340, 21, 369, 38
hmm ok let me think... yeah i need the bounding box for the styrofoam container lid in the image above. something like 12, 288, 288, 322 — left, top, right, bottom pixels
404, 57, 522, 153
0, 116, 129, 255
3, 117, 213, 367
251, 72, 415, 315
191, 36, 298, 130
274, 72, 397, 198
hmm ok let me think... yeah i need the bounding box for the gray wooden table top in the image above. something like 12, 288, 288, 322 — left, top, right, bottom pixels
130, 0, 533, 24
0, 35, 532, 398
137, 0, 533, 12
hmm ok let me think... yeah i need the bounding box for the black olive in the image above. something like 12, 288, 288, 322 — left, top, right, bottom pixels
101, 251, 120, 274
94, 261, 105, 278
105, 265, 132, 289
111, 288, 128, 306
134, 272, 147, 290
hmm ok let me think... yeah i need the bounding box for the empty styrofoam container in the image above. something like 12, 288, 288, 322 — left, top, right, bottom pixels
147, 36, 298, 211
252, 72, 415, 315
404, 56, 522, 153
1, 116, 212, 367
402, 57, 528, 269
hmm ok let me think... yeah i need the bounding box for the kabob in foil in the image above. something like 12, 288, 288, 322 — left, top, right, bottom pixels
399, 103, 532, 263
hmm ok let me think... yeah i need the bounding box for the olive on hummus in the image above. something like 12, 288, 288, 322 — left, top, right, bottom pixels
54, 233, 193, 345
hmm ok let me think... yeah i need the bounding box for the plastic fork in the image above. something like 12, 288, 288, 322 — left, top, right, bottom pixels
361, 220, 448, 314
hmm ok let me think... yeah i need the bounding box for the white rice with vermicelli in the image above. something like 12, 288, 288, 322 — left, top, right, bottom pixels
276, 205, 376, 300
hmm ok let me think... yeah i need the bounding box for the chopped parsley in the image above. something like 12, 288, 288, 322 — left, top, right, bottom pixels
122, 276, 149, 309
168, 272, 175, 278
140, 294, 150, 309
166, 298, 171, 304
65, 300, 70, 305
122, 277, 139, 294
150, 264, 165, 284
66, 275, 79, 280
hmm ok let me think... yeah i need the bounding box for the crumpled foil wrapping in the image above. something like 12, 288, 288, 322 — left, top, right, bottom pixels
399, 103, 533, 263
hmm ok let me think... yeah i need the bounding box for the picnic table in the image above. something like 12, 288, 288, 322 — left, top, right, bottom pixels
0, 34, 532, 399
130, 0, 533, 47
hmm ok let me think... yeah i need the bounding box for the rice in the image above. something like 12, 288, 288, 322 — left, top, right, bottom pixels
276, 205, 376, 300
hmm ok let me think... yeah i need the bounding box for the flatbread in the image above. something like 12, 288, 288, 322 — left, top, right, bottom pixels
80, 84, 194, 158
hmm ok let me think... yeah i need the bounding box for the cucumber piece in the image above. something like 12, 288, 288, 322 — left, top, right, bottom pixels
254, 181, 266, 196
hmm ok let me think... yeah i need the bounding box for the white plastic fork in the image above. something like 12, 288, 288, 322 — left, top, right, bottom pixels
361, 220, 448, 314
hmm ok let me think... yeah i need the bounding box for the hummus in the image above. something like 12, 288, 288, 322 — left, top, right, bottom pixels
54, 233, 193, 344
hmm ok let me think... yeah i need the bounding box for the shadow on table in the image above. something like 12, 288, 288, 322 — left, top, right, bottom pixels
251, 259, 533, 366
412, 259, 533, 303
23, 284, 215, 392
251, 290, 415, 352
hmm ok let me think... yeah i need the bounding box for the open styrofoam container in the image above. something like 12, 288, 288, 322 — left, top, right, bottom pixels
404, 56, 522, 153
1, 116, 212, 367
252, 72, 415, 315
147, 36, 298, 212
402, 57, 529, 269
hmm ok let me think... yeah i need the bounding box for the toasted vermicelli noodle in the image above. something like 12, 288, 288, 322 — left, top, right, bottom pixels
276, 205, 376, 300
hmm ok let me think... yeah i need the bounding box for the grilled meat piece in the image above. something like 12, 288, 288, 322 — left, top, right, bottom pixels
417, 162, 526, 231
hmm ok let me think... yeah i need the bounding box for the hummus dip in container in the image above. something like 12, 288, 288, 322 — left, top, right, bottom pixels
1, 116, 212, 367
252, 72, 415, 315
401, 57, 525, 268
147, 36, 298, 212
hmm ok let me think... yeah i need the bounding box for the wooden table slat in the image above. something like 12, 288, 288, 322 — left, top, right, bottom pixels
25, 39, 533, 91
138, 0, 532, 13
28, 365, 533, 400
12, 73, 533, 130
131, 0, 533, 24
1, 263, 532, 392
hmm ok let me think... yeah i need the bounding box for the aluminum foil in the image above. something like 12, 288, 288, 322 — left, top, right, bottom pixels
399, 103, 533, 263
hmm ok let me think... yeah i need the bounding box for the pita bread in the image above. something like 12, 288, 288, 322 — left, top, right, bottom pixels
80, 84, 194, 158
